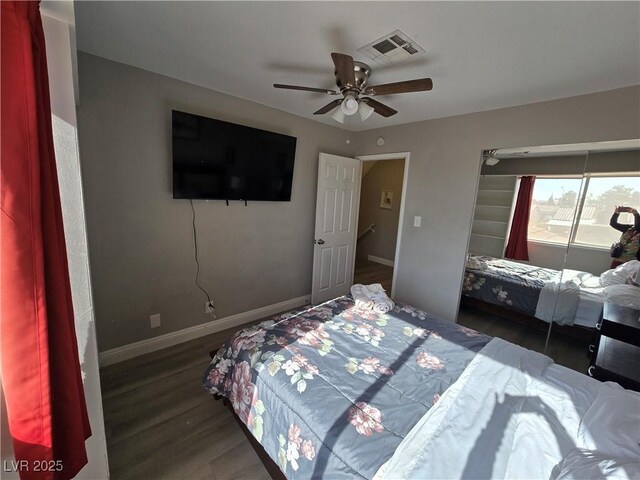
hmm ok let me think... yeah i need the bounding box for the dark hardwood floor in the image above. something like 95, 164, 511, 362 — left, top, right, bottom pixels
457, 303, 591, 374
100, 299, 591, 479
100, 322, 271, 480
353, 259, 393, 292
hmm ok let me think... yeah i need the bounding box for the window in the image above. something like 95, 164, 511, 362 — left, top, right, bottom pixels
574, 176, 640, 247
528, 177, 582, 244
526, 175, 640, 248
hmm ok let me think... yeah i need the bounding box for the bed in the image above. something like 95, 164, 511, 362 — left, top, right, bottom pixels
462, 255, 605, 338
203, 296, 640, 479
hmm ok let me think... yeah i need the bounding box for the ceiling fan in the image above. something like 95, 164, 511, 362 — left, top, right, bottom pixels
274, 52, 433, 123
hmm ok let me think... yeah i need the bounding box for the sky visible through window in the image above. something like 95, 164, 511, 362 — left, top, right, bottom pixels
531, 178, 582, 203
532, 177, 640, 202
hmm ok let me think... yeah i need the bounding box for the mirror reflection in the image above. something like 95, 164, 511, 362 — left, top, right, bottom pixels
458, 140, 640, 374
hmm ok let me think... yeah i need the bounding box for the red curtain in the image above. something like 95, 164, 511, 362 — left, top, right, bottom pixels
504, 176, 536, 261
1, 2, 91, 479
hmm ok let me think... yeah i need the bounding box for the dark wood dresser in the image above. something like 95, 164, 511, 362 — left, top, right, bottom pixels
588, 302, 640, 392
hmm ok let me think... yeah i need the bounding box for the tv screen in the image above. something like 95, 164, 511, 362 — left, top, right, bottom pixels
172, 110, 297, 201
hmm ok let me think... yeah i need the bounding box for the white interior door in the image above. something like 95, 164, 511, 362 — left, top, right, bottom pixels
311, 153, 361, 304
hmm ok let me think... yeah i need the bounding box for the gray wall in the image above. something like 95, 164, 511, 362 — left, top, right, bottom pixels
356, 159, 405, 263
77, 53, 355, 351
528, 242, 613, 276
357, 86, 640, 321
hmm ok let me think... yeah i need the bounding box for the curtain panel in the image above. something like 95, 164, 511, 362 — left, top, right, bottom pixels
1, 1, 91, 479
504, 176, 536, 261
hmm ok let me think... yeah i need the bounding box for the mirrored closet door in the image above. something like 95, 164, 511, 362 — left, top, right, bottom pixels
459, 139, 639, 372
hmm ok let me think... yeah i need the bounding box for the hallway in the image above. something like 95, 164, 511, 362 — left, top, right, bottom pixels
353, 259, 393, 293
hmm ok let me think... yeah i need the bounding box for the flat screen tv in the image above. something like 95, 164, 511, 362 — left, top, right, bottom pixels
172, 110, 297, 201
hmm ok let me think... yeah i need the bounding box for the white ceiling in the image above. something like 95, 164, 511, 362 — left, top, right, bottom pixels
74, 1, 640, 132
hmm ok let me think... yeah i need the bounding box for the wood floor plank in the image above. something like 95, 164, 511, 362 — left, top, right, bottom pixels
101, 323, 271, 480
210, 448, 271, 480
121, 409, 245, 480
457, 303, 590, 373
354, 260, 393, 292
106, 400, 224, 478
100, 345, 214, 399
103, 375, 210, 447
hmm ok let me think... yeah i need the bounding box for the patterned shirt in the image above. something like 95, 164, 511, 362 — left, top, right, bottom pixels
610, 211, 640, 262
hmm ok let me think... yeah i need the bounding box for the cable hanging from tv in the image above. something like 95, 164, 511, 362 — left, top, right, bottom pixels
189, 199, 215, 312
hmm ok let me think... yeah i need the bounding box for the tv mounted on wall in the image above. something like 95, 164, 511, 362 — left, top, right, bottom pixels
172, 110, 297, 201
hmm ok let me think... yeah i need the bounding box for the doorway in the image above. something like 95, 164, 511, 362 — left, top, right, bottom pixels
353, 153, 409, 297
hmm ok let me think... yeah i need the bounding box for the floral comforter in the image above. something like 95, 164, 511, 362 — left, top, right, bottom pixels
463, 255, 559, 316
203, 296, 490, 479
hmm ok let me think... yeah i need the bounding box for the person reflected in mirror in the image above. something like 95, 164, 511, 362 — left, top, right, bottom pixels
609, 206, 640, 268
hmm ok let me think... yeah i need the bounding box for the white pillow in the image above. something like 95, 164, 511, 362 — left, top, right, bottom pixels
578, 384, 640, 460
603, 284, 640, 309
601, 260, 640, 287
552, 449, 640, 480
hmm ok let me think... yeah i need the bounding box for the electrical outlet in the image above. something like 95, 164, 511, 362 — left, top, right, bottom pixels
150, 313, 161, 328
205, 301, 215, 315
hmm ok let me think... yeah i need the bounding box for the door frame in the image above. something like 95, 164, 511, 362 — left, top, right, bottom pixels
353, 151, 411, 298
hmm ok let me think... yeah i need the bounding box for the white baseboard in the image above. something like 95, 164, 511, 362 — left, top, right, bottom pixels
368, 255, 395, 267
99, 295, 310, 367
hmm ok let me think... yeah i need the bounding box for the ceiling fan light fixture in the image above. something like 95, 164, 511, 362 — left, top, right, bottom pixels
484, 149, 500, 166
330, 107, 346, 124
274, 53, 430, 122
358, 101, 375, 121
340, 93, 359, 116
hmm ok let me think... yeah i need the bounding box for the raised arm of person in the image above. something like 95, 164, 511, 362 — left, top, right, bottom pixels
609, 206, 635, 233
632, 207, 640, 231
633, 208, 640, 261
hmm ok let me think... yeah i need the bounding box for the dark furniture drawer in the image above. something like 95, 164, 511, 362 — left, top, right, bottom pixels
600, 303, 640, 347
589, 336, 640, 391
588, 303, 640, 392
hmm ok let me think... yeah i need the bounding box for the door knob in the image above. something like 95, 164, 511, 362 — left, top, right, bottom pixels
314, 239, 325, 245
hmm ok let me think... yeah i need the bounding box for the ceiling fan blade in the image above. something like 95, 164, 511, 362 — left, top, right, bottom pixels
331, 52, 356, 89
313, 99, 343, 115
364, 78, 433, 96
273, 84, 338, 95
362, 98, 397, 117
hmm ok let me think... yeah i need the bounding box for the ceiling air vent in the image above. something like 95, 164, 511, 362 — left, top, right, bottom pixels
389, 34, 407, 46
358, 30, 425, 65
403, 44, 419, 55
372, 39, 397, 55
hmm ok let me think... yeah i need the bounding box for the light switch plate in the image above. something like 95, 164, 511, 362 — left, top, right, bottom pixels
414, 216, 422, 227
